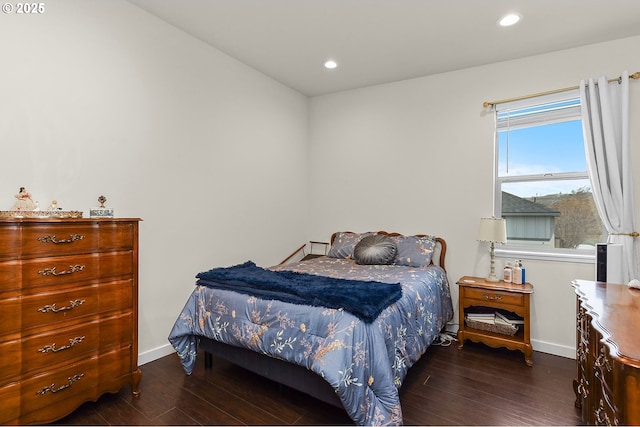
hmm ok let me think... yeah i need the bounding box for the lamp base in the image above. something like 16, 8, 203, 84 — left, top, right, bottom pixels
485, 242, 500, 282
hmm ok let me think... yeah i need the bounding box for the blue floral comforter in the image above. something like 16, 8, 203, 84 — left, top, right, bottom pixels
168, 256, 453, 426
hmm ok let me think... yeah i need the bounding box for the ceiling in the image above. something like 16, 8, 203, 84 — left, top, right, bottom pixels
129, 0, 640, 96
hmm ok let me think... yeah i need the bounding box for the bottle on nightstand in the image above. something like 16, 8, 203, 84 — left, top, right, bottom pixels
503, 263, 512, 283
513, 259, 526, 285
513, 261, 522, 284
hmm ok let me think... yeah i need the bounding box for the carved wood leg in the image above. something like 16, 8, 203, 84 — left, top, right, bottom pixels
457, 331, 465, 349
573, 378, 582, 408
131, 368, 142, 398
524, 344, 533, 367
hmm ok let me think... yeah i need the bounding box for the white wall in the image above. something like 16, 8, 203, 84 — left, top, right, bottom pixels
3, 0, 639, 362
0, 0, 309, 362
308, 35, 640, 357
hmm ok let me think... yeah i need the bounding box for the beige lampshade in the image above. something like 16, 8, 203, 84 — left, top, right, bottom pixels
477, 217, 507, 244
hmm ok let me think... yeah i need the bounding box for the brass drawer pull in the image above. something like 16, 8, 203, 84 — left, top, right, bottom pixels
37, 299, 85, 313
37, 234, 85, 244
38, 336, 85, 354
481, 293, 503, 301
35, 373, 84, 395
38, 265, 86, 276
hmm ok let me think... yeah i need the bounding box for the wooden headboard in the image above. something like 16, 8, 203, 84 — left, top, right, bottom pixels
330, 231, 447, 271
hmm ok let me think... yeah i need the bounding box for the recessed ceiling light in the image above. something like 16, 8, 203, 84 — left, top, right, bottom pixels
498, 13, 521, 27
323, 60, 338, 69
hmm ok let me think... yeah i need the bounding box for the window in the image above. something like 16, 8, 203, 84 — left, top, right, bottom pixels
494, 90, 606, 257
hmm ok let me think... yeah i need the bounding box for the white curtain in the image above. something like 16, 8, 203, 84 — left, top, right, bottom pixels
580, 71, 639, 282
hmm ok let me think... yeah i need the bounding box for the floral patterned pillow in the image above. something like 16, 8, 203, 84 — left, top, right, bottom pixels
392, 235, 436, 267
327, 231, 373, 259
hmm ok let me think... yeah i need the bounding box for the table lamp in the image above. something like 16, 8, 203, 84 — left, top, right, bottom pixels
477, 217, 507, 282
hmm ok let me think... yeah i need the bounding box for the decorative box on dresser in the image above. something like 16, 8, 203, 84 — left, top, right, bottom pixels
573, 279, 640, 425
0, 218, 141, 425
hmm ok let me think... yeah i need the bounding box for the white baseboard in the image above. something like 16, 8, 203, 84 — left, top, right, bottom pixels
531, 338, 576, 359
137, 339, 576, 366
446, 323, 576, 360
138, 343, 175, 365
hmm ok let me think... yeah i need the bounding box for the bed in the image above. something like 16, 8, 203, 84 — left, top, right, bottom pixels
168, 231, 453, 426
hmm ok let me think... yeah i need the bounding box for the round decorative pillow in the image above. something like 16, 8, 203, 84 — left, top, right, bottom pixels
354, 234, 397, 265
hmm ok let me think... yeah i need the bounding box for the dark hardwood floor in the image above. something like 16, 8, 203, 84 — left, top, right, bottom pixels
54, 341, 582, 425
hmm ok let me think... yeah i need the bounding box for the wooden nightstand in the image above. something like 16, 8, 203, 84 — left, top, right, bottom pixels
456, 276, 534, 366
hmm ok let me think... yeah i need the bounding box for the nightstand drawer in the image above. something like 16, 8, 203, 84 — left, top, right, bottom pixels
464, 287, 524, 307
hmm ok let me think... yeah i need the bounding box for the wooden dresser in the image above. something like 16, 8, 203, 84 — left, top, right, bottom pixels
0, 218, 141, 425
573, 280, 640, 425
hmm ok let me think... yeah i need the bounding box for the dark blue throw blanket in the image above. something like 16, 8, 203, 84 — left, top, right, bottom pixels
196, 261, 402, 323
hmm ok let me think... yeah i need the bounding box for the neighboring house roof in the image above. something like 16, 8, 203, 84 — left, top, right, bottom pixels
502, 192, 560, 217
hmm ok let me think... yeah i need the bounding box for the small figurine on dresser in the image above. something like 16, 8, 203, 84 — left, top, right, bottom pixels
90, 195, 114, 218
11, 187, 37, 211
47, 200, 62, 211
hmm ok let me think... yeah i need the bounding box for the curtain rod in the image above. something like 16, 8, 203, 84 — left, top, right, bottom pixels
483, 71, 640, 108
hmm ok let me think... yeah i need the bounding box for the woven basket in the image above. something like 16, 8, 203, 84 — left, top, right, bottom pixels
465, 318, 518, 336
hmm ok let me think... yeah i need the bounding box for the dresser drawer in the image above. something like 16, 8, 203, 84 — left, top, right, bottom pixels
97, 223, 135, 251
20, 254, 99, 289
0, 224, 21, 262
21, 320, 100, 376
20, 356, 98, 425
20, 223, 135, 259
21, 225, 98, 258
0, 339, 20, 382
100, 313, 133, 349
99, 279, 134, 313
463, 287, 525, 307
0, 295, 21, 336
0, 382, 20, 424
20, 251, 133, 290
22, 285, 99, 332
98, 346, 134, 390
0, 260, 21, 291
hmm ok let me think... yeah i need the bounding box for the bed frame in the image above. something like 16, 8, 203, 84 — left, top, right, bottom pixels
202, 232, 447, 409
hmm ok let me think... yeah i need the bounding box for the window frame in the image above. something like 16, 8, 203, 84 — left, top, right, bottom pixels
493, 90, 598, 264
